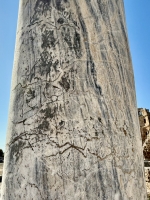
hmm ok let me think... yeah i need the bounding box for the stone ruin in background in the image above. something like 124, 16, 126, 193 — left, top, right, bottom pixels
138, 108, 150, 198
0, 149, 4, 198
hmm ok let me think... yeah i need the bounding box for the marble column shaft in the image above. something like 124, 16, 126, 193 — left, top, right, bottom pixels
1, 0, 146, 199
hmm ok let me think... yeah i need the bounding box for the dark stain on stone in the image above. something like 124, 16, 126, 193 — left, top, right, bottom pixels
53, 60, 59, 72
95, 132, 98, 136
112, 165, 124, 200
55, 0, 64, 11
35, 0, 51, 8
62, 27, 72, 48
26, 88, 35, 104
59, 75, 70, 91
10, 140, 26, 162
40, 106, 57, 119
13, 84, 25, 120
98, 117, 101, 123
74, 31, 82, 58
38, 120, 49, 130
29, 50, 55, 82
123, 128, 127, 136
59, 120, 65, 127
31, 0, 51, 25
57, 18, 65, 24
90, 62, 102, 95
74, 1, 102, 96
90, 116, 93, 120
98, 163, 106, 199
55, 0, 69, 11
41, 29, 56, 49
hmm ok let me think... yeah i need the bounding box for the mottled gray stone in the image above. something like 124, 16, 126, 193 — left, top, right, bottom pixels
1, 0, 146, 199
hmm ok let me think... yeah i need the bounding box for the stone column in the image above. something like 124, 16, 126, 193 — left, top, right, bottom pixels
1, 0, 146, 199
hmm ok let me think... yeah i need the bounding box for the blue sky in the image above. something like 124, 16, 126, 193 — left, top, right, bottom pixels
0, 1, 150, 151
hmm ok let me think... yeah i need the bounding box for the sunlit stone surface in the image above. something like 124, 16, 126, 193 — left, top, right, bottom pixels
1, 0, 146, 199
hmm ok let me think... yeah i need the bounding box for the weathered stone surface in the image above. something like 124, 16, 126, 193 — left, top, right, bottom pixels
1, 0, 146, 199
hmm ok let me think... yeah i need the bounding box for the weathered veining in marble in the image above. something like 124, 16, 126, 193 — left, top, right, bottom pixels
1, 0, 146, 199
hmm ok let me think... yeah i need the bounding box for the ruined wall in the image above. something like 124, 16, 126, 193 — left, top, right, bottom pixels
138, 108, 150, 159
145, 167, 150, 198
1, 0, 146, 199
